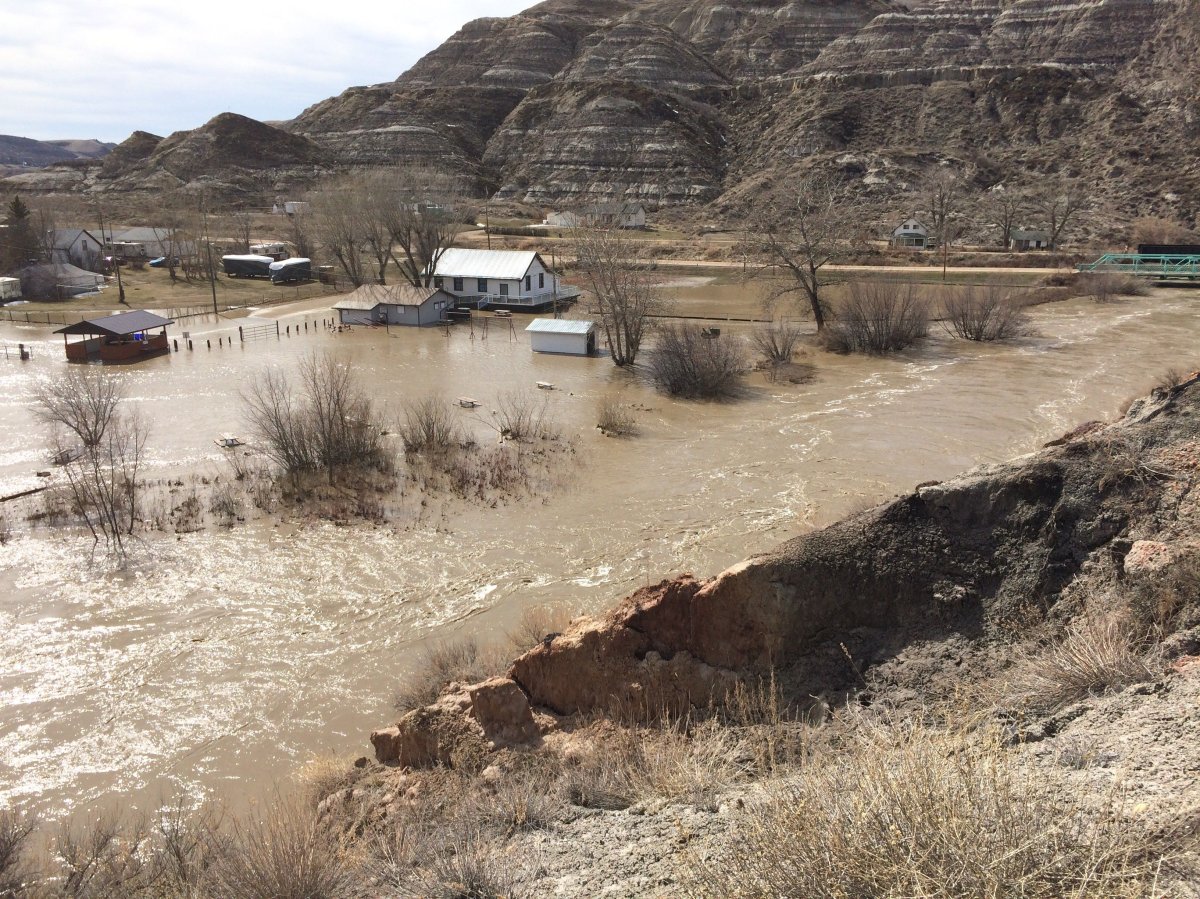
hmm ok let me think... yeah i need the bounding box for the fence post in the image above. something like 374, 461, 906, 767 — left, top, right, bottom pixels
275, 321, 280, 338
239, 326, 244, 342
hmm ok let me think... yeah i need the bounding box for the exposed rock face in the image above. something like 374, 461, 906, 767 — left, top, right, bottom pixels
0, 134, 113, 167
377, 376, 1200, 767
372, 677, 541, 767
9, 0, 1198, 221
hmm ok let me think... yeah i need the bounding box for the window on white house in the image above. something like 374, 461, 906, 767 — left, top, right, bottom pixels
499, 283, 509, 297
478, 278, 488, 293
539, 273, 545, 289
525, 275, 531, 291
434, 277, 444, 288
453, 277, 463, 292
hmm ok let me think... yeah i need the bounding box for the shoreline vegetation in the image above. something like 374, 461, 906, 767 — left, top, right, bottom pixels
2, 372, 1198, 896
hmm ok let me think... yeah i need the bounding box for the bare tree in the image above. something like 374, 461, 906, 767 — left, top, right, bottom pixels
747, 174, 862, 331
287, 207, 315, 260
1035, 179, 1088, 250
382, 168, 466, 288
242, 353, 388, 486
922, 169, 972, 277
310, 188, 369, 287
572, 226, 665, 366
751, 318, 805, 369
984, 184, 1031, 250
34, 370, 148, 562
229, 212, 254, 254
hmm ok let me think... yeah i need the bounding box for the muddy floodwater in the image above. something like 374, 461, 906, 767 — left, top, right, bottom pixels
0, 283, 1196, 822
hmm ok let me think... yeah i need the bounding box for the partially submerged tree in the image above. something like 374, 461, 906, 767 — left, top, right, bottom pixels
942, 285, 1030, 341
747, 174, 863, 331
34, 370, 148, 562
573, 226, 665, 366
242, 353, 388, 486
2, 196, 38, 273
649, 324, 747, 398
821, 281, 930, 355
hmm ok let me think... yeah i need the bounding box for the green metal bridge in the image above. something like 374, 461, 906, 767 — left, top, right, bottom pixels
1076, 253, 1200, 279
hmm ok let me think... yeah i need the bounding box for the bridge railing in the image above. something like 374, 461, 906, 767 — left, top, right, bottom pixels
1076, 254, 1200, 278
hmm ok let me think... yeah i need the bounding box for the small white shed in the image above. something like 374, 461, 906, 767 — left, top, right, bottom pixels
0, 277, 21, 301
526, 318, 597, 356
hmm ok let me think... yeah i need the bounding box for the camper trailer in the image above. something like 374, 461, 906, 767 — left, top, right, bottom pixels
269, 257, 312, 284
222, 255, 275, 279
250, 242, 289, 260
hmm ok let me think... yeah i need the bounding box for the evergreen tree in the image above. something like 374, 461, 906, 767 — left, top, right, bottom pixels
2, 196, 38, 273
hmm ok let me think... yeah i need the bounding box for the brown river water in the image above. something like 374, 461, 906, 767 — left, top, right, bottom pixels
0, 281, 1196, 822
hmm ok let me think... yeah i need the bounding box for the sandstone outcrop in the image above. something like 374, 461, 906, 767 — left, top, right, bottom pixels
12, 0, 1196, 223
376, 376, 1200, 767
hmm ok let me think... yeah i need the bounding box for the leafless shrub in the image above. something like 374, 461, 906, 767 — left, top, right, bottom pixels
34, 370, 148, 563
0, 516, 10, 546
689, 717, 1173, 898
242, 352, 390, 486
820, 281, 929, 355
596, 396, 638, 437
208, 481, 241, 522
942, 285, 1031, 341
1080, 273, 1150, 303
1004, 612, 1158, 711
398, 396, 462, 454
393, 636, 509, 713
751, 318, 805, 366
494, 390, 555, 442
0, 809, 35, 895
649, 324, 747, 398
56, 812, 150, 897
506, 603, 574, 654
386, 829, 537, 899
1155, 366, 1190, 392
205, 798, 357, 899
1125, 554, 1200, 632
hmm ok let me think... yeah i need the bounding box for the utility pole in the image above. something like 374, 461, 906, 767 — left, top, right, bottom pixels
484, 194, 492, 250
202, 204, 218, 317
95, 202, 125, 304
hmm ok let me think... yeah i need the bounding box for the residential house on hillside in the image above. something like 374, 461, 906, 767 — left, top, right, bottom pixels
890, 219, 930, 249
105, 227, 196, 260
545, 203, 647, 230
429, 249, 579, 310
1010, 230, 1050, 251
333, 284, 455, 327
49, 229, 103, 269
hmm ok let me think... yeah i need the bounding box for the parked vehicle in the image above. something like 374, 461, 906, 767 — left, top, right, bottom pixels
268, 257, 312, 284
221, 254, 274, 279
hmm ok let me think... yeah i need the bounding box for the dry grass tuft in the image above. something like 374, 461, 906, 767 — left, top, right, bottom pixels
393, 636, 511, 713
505, 603, 575, 655
206, 797, 358, 899
689, 717, 1177, 898
1003, 612, 1159, 712
596, 396, 639, 437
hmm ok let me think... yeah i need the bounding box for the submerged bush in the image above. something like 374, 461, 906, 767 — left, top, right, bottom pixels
942, 285, 1030, 341
821, 281, 929, 355
649, 324, 747, 398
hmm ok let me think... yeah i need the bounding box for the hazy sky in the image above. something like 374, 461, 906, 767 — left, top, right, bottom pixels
1, 0, 534, 143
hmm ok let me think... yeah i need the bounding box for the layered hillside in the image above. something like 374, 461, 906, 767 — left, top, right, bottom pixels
7, 0, 1198, 222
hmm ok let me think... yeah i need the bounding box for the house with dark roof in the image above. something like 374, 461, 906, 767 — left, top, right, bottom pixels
333, 285, 455, 327
49, 229, 103, 269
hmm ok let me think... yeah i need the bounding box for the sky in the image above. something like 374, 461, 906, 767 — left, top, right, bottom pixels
0, 0, 535, 144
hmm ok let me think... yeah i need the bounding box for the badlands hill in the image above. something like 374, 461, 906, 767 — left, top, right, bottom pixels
6, 0, 1199, 221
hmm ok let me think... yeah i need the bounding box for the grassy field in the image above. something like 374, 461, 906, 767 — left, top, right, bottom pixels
2, 266, 338, 321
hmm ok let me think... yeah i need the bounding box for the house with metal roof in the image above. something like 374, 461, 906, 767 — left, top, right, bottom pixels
430, 249, 580, 311
333, 284, 455, 327
54, 310, 173, 364
1010, 230, 1050, 251
525, 318, 597, 356
890, 219, 930, 249
49, 229, 103, 269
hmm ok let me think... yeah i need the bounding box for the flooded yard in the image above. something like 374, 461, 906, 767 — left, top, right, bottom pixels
0, 282, 1197, 822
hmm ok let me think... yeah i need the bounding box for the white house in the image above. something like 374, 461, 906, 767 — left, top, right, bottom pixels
49, 229, 103, 268
430, 248, 579, 310
891, 219, 930, 249
272, 201, 310, 216
0, 276, 21, 301
1010, 230, 1050, 251
106, 227, 196, 260
333, 285, 455, 327
545, 203, 647, 230
525, 318, 597, 356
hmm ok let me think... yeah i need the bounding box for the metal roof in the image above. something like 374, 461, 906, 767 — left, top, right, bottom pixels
334, 284, 447, 310
432, 249, 541, 281
55, 310, 174, 337
525, 318, 595, 335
